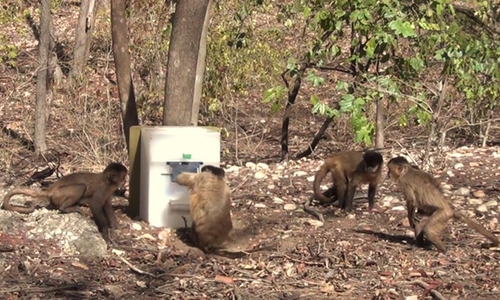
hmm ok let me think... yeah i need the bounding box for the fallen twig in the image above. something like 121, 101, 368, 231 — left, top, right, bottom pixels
117, 255, 157, 278
403, 280, 447, 300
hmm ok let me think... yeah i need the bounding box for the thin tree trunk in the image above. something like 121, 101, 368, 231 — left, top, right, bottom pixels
163, 0, 211, 126
72, 0, 99, 79
111, 0, 139, 152
191, 0, 212, 126
34, 0, 51, 153
375, 97, 384, 148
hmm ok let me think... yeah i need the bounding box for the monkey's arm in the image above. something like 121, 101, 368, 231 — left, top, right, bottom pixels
404, 189, 417, 228
176, 173, 197, 189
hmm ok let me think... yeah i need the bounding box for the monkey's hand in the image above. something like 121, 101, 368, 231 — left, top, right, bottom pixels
175, 173, 196, 189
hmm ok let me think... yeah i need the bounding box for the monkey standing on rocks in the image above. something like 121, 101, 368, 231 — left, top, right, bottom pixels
175, 165, 233, 253
387, 156, 498, 253
305, 150, 383, 221
2, 162, 128, 243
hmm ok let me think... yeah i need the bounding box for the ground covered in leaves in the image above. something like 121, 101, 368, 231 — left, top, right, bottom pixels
1, 147, 500, 300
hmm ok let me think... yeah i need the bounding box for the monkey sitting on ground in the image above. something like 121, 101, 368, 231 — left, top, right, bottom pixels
175, 165, 233, 253
305, 150, 383, 220
2, 162, 128, 243
387, 156, 498, 253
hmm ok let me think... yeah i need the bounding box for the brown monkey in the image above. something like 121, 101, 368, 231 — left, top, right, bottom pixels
2, 163, 128, 242
175, 165, 233, 253
387, 156, 498, 252
312, 150, 383, 212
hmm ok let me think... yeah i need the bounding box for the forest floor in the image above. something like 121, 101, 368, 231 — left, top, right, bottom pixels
1, 145, 500, 300
2, 2, 500, 300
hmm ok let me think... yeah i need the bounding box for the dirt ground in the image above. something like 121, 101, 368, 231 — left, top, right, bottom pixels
1, 146, 500, 300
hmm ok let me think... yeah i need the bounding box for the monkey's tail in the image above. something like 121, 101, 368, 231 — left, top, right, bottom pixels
454, 211, 499, 246
313, 163, 332, 203
2, 188, 43, 214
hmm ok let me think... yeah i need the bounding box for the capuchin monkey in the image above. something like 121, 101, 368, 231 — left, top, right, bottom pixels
175, 165, 233, 253
2, 163, 128, 243
387, 156, 498, 253
305, 150, 383, 221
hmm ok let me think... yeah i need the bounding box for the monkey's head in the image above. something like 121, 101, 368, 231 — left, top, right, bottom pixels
363, 151, 383, 174
103, 162, 128, 187
387, 157, 410, 181
201, 165, 225, 179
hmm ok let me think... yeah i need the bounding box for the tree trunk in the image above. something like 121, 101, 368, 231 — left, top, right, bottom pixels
191, 0, 212, 126
34, 0, 51, 153
111, 0, 139, 152
162, 0, 211, 126
374, 97, 384, 148
72, 0, 99, 79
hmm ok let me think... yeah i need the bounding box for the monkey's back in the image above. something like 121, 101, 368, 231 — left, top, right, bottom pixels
190, 173, 233, 249
400, 168, 448, 213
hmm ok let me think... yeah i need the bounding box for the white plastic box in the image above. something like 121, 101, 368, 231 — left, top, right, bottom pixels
139, 126, 220, 228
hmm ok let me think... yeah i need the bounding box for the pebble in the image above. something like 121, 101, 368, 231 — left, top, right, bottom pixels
476, 204, 488, 213
226, 165, 240, 173
473, 190, 486, 198
485, 200, 498, 207
245, 162, 256, 169
131, 223, 142, 230
268, 184, 275, 189
254, 171, 266, 179
273, 197, 284, 204
306, 176, 315, 182
392, 206, 406, 211
256, 163, 269, 170
304, 219, 323, 227
468, 198, 483, 205
405, 295, 418, 300
293, 171, 307, 177
455, 187, 470, 196
454, 163, 464, 169
469, 162, 480, 167
284, 203, 297, 211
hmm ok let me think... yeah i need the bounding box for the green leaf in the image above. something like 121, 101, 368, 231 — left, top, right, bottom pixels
388, 20, 416, 37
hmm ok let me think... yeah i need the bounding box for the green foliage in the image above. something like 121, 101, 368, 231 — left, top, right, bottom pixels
0, 34, 18, 67
267, 0, 500, 146
204, 1, 288, 113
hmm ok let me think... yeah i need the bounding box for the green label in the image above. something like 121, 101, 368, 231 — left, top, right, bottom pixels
182, 153, 192, 159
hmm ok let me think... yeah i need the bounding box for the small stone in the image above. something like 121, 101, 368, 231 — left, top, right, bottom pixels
245, 162, 256, 169
268, 184, 275, 189
476, 204, 488, 213
468, 198, 483, 205
284, 203, 297, 211
276, 165, 285, 170
469, 162, 480, 167
436, 270, 447, 276
485, 200, 498, 207
306, 176, 315, 182
455, 187, 470, 196
405, 296, 418, 300
131, 223, 142, 230
402, 218, 411, 227
304, 219, 323, 227
346, 213, 356, 219
293, 171, 307, 177
392, 206, 406, 211
256, 163, 269, 170
226, 166, 240, 173
441, 184, 452, 191
254, 203, 266, 208
473, 190, 486, 198
273, 197, 284, 204
454, 163, 464, 169
447, 171, 455, 177
254, 171, 266, 179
